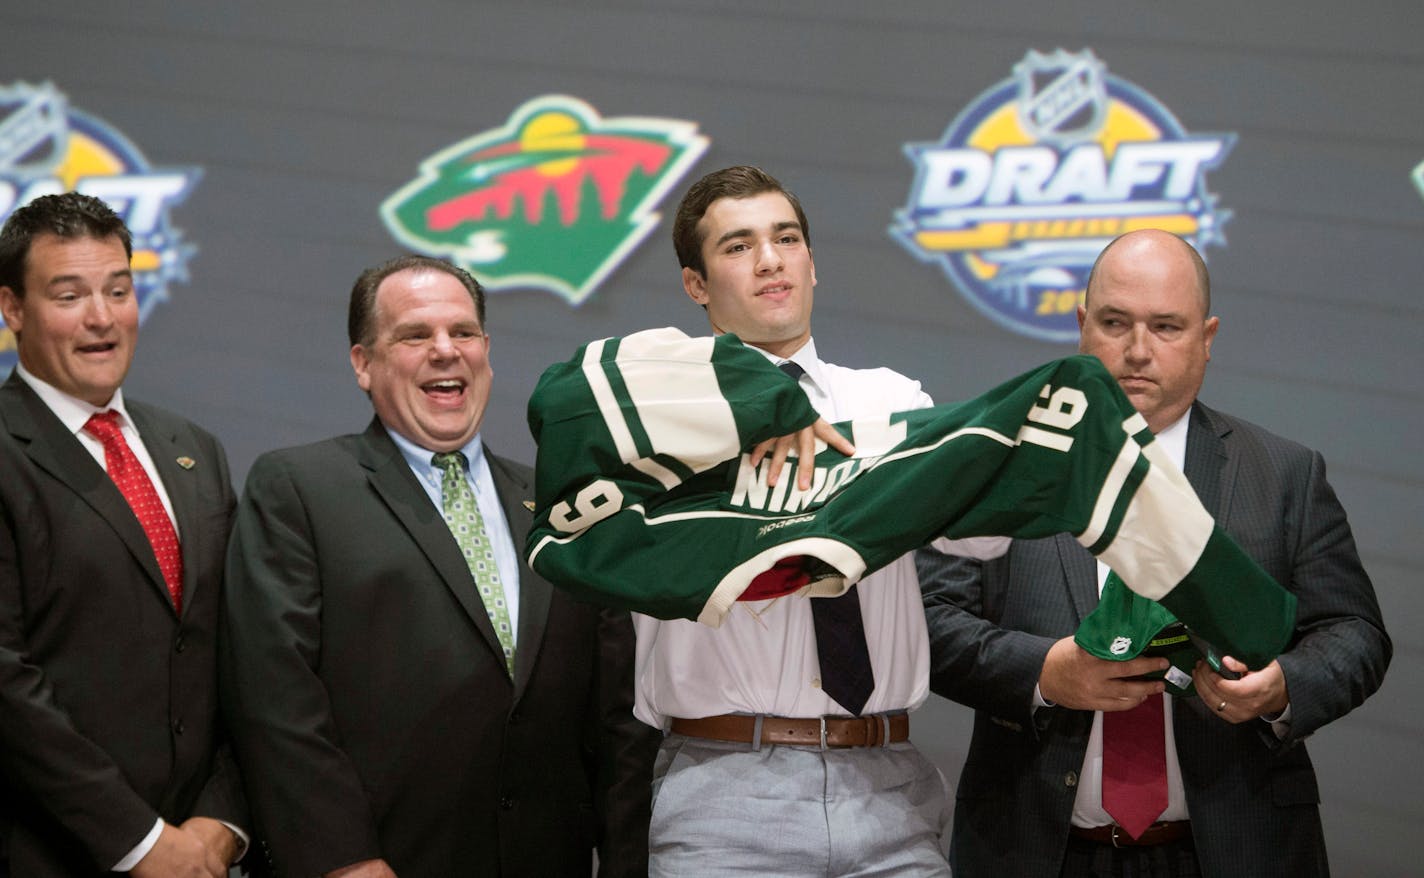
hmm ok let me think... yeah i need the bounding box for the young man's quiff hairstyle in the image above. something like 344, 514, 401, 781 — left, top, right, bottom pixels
672, 166, 811, 277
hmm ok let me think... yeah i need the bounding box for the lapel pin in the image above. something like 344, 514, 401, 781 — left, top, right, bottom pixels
176, 456, 196, 470
522, 500, 536, 512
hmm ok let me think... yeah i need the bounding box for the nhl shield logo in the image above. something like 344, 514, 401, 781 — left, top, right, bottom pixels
0, 80, 202, 377
890, 49, 1234, 342
381, 95, 708, 306
1015, 49, 1108, 146
0, 81, 69, 174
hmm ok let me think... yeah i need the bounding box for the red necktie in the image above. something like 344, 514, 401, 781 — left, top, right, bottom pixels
84, 411, 184, 613
1101, 693, 1168, 839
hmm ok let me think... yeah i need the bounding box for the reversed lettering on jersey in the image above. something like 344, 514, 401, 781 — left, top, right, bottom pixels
1017, 383, 1088, 451
890, 49, 1233, 341
731, 453, 884, 515
0, 81, 201, 375
756, 514, 816, 539
548, 478, 625, 533
731, 391, 1090, 515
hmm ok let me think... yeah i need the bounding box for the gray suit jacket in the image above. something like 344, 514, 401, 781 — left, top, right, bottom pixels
0, 372, 243, 876
920, 401, 1390, 878
220, 419, 656, 878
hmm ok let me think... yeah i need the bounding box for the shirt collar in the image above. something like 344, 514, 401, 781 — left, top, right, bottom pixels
1154, 407, 1191, 471
749, 336, 826, 397
385, 423, 486, 476
14, 361, 133, 435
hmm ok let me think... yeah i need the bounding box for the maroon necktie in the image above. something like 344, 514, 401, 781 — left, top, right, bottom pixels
1101, 693, 1168, 839
84, 411, 184, 612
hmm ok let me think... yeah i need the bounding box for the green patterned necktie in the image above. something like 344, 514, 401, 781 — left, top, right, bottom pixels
433, 452, 515, 674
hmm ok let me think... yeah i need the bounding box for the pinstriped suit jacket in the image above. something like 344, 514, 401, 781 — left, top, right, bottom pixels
920, 401, 1390, 878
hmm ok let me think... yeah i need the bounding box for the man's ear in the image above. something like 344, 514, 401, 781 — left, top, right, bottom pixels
682, 266, 708, 306
0, 286, 23, 337
349, 344, 372, 392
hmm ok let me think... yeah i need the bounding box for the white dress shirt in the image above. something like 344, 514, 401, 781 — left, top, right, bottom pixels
633, 338, 1008, 727
16, 362, 179, 534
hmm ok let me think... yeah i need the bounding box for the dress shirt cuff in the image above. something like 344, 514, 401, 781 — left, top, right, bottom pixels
1033, 683, 1055, 710
112, 818, 164, 871
1262, 701, 1292, 740
221, 820, 250, 863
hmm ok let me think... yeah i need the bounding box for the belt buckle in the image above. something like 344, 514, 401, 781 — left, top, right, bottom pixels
1111, 825, 1124, 849
818, 716, 828, 750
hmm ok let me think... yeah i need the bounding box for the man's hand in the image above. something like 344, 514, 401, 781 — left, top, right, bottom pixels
749, 418, 856, 490
130, 822, 227, 878
1193, 656, 1289, 724
325, 858, 399, 878
1038, 636, 1169, 712
180, 816, 239, 867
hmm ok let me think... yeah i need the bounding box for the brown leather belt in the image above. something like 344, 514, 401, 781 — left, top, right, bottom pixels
1070, 821, 1192, 847
670, 713, 909, 748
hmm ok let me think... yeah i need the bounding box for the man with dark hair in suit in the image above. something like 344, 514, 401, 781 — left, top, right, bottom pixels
220, 255, 656, 878
0, 192, 246, 877
920, 229, 1391, 877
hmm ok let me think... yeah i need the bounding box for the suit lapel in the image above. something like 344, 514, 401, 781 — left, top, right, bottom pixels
1056, 531, 1100, 622
1, 376, 174, 611
356, 420, 509, 672
1184, 402, 1235, 523
487, 451, 550, 700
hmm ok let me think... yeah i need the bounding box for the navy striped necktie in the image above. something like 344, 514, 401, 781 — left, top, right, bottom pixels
779, 360, 874, 715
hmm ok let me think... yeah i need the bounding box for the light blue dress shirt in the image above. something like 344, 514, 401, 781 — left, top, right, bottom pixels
387, 428, 522, 641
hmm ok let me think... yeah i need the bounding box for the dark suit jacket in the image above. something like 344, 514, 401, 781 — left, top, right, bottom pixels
0, 372, 242, 876
920, 401, 1390, 878
220, 419, 656, 878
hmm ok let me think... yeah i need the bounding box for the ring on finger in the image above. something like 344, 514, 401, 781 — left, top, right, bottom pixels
1216, 700, 1227, 712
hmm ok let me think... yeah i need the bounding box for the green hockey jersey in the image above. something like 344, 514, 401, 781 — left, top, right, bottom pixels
525, 328, 1296, 669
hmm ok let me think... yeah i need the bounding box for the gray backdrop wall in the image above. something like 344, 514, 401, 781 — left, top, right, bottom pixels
3, 2, 1418, 874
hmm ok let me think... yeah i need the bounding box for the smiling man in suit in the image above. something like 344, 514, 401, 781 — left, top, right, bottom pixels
0, 192, 245, 877
220, 255, 655, 878
919, 229, 1391, 877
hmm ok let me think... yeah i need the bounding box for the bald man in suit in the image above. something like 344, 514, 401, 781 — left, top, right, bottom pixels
920, 230, 1390, 877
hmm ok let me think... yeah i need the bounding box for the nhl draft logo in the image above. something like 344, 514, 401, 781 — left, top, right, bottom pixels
382, 95, 708, 305
0, 81, 201, 374
890, 50, 1235, 342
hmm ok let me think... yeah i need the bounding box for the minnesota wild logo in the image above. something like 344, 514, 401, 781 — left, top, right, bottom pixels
382, 95, 708, 305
